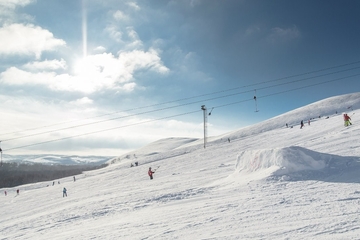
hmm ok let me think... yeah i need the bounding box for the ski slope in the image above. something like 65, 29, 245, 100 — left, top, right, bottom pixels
1, 92, 360, 239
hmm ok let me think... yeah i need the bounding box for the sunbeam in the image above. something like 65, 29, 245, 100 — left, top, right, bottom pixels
82, 0, 87, 58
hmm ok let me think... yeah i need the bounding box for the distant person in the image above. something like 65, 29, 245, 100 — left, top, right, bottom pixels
308, 120, 310, 125
300, 120, 304, 129
63, 187, 67, 197
286, 123, 288, 128
16, 189, 19, 195
228, 138, 230, 143
344, 113, 352, 126
4, 190, 7, 196
148, 167, 155, 180
53, 181, 55, 186
73, 176, 76, 182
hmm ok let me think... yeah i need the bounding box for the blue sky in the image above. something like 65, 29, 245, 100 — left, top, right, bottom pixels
0, 0, 359, 156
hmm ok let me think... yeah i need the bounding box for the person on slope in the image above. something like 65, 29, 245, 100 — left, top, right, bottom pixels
148, 167, 155, 180
344, 113, 352, 126
63, 187, 67, 197
300, 120, 304, 129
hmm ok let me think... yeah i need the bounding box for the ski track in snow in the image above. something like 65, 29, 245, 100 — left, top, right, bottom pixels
1, 93, 360, 239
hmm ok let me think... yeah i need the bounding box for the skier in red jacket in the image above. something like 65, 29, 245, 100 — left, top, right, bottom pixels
344, 114, 352, 126
148, 167, 155, 180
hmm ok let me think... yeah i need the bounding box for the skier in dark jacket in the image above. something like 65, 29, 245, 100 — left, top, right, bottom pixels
148, 167, 155, 180
300, 120, 304, 129
63, 187, 67, 197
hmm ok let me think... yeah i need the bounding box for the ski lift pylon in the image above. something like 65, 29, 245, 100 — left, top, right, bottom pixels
254, 89, 259, 112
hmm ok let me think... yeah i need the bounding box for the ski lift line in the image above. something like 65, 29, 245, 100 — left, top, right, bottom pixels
212, 73, 360, 110
3, 73, 360, 152
0, 89, 255, 143
2, 67, 360, 143
254, 67, 360, 92
3, 110, 201, 152
3, 63, 360, 139
0, 101, 202, 142
4, 66, 360, 143
259, 73, 360, 99
1, 61, 360, 138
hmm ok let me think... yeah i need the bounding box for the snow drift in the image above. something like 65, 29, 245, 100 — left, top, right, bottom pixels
235, 146, 354, 177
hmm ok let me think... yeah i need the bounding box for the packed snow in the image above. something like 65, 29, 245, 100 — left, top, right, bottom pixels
1, 92, 360, 239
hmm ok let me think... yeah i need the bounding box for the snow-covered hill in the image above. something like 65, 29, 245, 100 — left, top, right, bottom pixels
1, 92, 360, 239
2, 154, 111, 166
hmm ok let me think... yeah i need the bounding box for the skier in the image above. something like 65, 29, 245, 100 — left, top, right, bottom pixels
4, 190, 7, 196
344, 114, 352, 126
148, 167, 155, 180
63, 187, 67, 197
16, 189, 19, 195
73, 176, 76, 182
300, 120, 304, 129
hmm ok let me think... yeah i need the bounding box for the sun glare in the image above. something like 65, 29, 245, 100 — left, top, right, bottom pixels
74, 57, 89, 76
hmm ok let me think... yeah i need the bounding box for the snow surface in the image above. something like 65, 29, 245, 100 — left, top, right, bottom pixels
1, 92, 360, 239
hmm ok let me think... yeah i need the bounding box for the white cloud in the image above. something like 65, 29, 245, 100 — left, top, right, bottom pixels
1, 49, 169, 93
105, 25, 123, 42
0, 0, 35, 9
113, 10, 128, 21
0, 67, 56, 86
127, 2, 140, 11
23, 59, 67, 71
125, 27, 143, 49
245, 25, 261, 37
0, 0, 35, 26
121, 82, 136, 92
267, 25, 301, 44
189, 0, 202, 7
93, 46, 106, 53
70, 97, 94, 106
118, 48, 170, 75
0, 23, 66, 59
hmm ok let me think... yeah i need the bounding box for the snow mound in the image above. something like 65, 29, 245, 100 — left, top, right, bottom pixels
236, 146, 329, 176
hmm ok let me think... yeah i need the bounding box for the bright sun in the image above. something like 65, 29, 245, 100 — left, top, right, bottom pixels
73, 57, 93, 77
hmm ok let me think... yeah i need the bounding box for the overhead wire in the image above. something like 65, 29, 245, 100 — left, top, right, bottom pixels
4, 110, 201, 151
3, 64, 360, 143
3, 71, 360, 152
2, 63, 360, 142
1, 60, 360, 137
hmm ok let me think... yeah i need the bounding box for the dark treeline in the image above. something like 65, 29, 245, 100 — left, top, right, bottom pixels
0, 162, 107, 188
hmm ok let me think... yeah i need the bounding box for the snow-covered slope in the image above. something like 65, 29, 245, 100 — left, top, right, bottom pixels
1, 92, 360, 239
